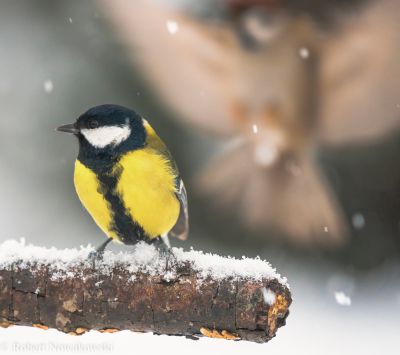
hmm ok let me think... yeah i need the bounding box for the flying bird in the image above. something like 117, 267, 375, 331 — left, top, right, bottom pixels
100, 0, 400, 247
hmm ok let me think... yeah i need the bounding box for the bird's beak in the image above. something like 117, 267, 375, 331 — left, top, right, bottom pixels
56, 123, 79, 134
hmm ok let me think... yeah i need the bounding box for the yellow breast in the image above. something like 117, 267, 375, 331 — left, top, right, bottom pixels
73, 120, 180, 241
73, 160, 118, 239
115, 147, 180, 238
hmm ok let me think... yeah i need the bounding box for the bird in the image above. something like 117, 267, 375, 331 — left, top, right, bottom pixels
101, 0, 400, 247
57, 104, 189, 256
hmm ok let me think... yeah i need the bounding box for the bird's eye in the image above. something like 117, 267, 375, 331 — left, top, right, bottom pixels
88, 120, 99, 129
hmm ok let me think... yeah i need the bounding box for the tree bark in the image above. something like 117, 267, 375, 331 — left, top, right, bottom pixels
0, 247, 291, 343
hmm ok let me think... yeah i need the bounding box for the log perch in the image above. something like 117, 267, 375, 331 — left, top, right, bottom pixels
0, 239, 291, 343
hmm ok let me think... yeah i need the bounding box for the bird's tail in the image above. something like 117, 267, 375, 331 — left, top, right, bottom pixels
198, 141, 347, 247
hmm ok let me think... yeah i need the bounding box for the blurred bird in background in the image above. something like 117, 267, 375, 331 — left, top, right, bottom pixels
100, 0, 400, 247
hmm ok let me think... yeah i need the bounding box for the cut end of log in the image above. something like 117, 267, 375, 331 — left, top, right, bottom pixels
0, 239, 291, 343
268, 293, 291, 337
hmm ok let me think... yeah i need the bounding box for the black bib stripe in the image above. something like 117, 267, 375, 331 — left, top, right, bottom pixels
78, 156, 148, 245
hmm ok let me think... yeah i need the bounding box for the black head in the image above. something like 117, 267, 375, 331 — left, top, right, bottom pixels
57, 104, 146, 170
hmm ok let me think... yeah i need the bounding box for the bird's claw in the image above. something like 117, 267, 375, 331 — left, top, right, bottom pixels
155, 242, 177, 271
88, 250, 104, 268
88, 238, 113, 268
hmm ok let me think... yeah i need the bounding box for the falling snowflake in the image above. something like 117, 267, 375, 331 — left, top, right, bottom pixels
68, 17, 73, 23
299, 47, 309, 59
352, 213, 365, 230
253, 142, 278, 167
166, 20, 179, 35
43, 79, 53, 93
324, 226, 329, 233
252, 124, 258, 134
334, 291, 352, 306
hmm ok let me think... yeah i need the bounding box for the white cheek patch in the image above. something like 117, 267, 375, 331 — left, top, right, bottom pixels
81, 125, 131, 148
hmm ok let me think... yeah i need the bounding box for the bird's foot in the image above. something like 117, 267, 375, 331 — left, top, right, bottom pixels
160, 245, 177, 272
152, 238, 177, 271
88, 238, 113, 268
88, 249, 104, 269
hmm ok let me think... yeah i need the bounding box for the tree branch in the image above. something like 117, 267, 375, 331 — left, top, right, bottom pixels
0, 240, 291, 343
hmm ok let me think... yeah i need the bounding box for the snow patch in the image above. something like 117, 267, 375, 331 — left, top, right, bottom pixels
262, 287, 276, 305
0, 239, 287, 286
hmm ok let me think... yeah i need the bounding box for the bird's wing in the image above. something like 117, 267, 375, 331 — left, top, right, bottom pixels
169, 177, 189, 241
101, 0, 236, 136
317, 0, 400, 145
143, 119, 189, 241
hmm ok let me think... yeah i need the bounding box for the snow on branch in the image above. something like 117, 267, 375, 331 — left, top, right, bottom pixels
0, 239, 291, 343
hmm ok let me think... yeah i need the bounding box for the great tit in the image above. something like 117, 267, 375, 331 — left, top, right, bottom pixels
57, 104, 188, 255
